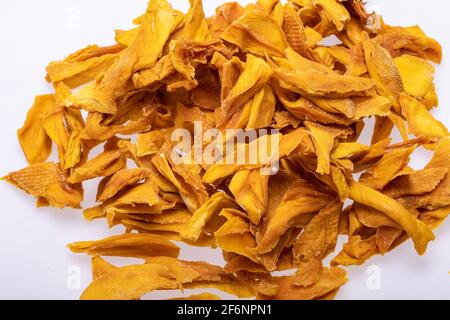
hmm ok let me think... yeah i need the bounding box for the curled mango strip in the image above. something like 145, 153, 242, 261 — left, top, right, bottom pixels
349, 182, 435, 255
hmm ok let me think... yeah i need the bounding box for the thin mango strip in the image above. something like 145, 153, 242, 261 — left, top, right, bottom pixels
349, 181, 435, 255
68, 233, 180, 258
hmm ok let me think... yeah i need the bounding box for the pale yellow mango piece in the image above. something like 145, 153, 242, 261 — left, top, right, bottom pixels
395, 55, 435, 99
399, 93, 449, 139
18, 95, 55, 165
220, 9, 289, 57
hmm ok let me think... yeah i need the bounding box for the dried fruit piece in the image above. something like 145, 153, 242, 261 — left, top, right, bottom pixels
260, 267, 348, 300
17, 95, 56, 165
349, 182, 435, 255
221, 9, 288, 57
3, 163, 83, 208
68, 233, 180, 258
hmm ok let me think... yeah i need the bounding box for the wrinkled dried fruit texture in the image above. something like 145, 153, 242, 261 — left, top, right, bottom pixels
81, 263, 180, 300
4, 163, 82, 208
259, 267, 348, 300
349, 182, 435, 255
82, 257, 255, 300
4, 0, 449, 301
293, 200, 342, 286
221, 9, 288, 57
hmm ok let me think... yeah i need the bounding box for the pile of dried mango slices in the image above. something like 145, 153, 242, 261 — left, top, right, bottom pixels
4, 0, 450, 300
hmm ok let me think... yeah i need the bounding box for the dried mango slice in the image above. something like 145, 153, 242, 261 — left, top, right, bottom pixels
310, 97, 355, 118
46, 45, 122, 88
376, 227, 403, 254
280, 96, 352, 126
136, 130, 169, 157
152, 154, 208, 212
283, 4, 314, 60
133, 0, 176, 72
374, 24, 442, 63
330, 164, 350, 202
282, 47, 334, 74
258, 228, 299, 272
181, 192, 238, 242
106, 180, 160, 209
229, 169, 268, 225
399, 93, 449, 139
359, 146, 416, 190
97, 168, 150, 202
68, 233, 180, 258
91, 256, 118, 280
349, 182, 435, 255
292, 200, 342, 286
18, 95, 56, 165
234, 270, 278, 296
332, 142, 369, 159
420, 206, 450, 229
332, 235, 378, 266
275, 66, 375, 98
246, 85, 276, 129
202, 133, 282, 184
133, 55, 175, 89
82, 109, 153, 141
400, 173, 450, 211
147, 257, 257, 298
257, 174, 334, 254
68, 150, 126, 184
68, 0, 176, 115
81, 263, 179, 300
354, 203, 398, 229
383, 167, 448, 199
312, 0, 350, 32
362, 33, 403, 109
352, 95, 392, 120
214, 209, 258, 262
122, 220, 186, 234
83, 205, 106, 221
182, 0, 211, 42
220, 9, 288, 57
217, 54, 273, 126
260, 267, 348, 300
395, 55, 435, 99
3, 163, 83, 208
426, 137, 450, 169
305, 121, 349, 175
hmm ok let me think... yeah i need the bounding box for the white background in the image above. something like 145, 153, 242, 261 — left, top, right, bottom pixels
0, 0, 449, 300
